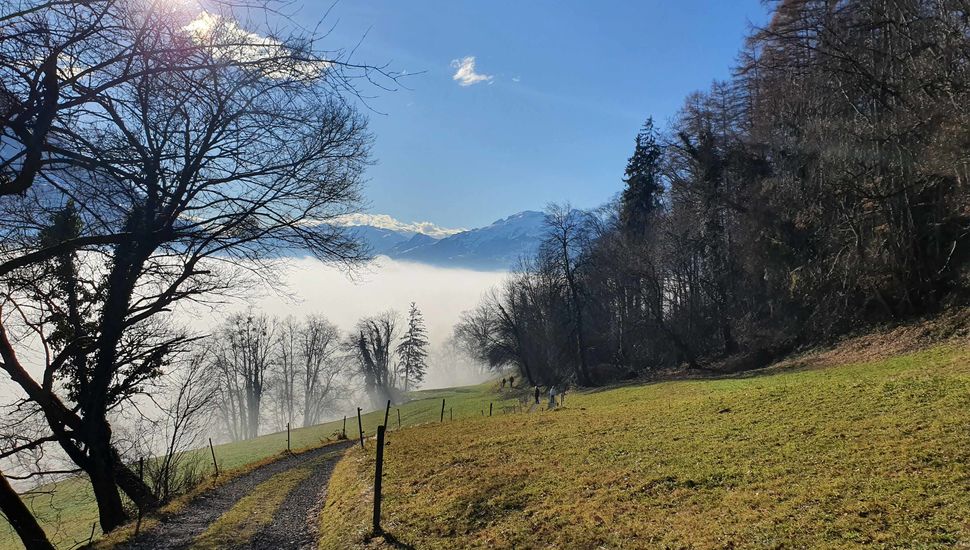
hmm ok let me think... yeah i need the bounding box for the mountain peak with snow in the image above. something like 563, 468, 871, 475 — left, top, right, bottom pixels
342, 210, 547, 270
333, 213, 464, 239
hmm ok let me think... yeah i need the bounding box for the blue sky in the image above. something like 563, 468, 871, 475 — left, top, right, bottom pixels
311, 1, 770, 228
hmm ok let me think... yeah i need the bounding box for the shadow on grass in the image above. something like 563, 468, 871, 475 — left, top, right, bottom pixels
369, 530, 415, 549
576, 351, 831, 396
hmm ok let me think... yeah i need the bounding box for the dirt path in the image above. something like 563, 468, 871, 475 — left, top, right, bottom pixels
119, 440, 355, 550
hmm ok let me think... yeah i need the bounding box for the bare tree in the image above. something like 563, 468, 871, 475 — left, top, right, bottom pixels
211, 313, 276, 441
144, 349, 218, 502
541, 204, 594, 385
455, 269, 561, 386
0, 0, 391, 536
273, 317, 300, 431
350, 311, 398, 408
268, 314, 343, 430
299, 315, 343, 427
211, 337, 247, 444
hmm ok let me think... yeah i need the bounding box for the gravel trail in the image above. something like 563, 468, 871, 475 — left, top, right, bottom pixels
119, 440, 355, 550
244, 449, 345, 550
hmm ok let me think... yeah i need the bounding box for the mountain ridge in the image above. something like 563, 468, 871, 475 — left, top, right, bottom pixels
350, 210, 547, 271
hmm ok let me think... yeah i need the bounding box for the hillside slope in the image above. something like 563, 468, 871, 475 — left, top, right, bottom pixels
0, 384, 518, 550
320, 341, 970, 548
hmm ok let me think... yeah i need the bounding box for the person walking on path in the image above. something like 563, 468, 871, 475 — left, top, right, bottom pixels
501, 377, 506, 389
534, 385, 540, 405
548, 386, 557, 409
509, 375, 515, 388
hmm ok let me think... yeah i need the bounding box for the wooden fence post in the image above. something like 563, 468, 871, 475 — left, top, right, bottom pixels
440, 399, 445, 423
287, 422, 291, 452
397, 408, 401, 429
208, 438, 219, 477
489, 402, 493, 417
343, 415, 347, 439
450, 407, 453, 421
383, 400, 391, 427
357, 407, 365, 449
372, 425, 386, 535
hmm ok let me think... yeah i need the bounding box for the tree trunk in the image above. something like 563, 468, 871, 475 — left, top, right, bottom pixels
0, 471, 54, 550
569, 286, 593, 386
303, 397, 312, 428
247, 396, 260, 439
519, 357, 536, 386
112, 448, 159, 510
82, 417, 129, 532
721, 321, 739, 356
561, 261, 592, 385
88, 453, 128, 532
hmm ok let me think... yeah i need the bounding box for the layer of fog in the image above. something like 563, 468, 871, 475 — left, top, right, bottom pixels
183, 256, 506, 390
2, 255, 504, 397
0, 257, 507, 485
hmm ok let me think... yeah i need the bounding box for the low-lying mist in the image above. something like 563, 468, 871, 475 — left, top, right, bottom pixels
185, 256, 506, 390
0, 256, 507, 480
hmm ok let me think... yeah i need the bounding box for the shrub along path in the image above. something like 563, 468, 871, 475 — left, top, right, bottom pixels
118, 440, 355, 550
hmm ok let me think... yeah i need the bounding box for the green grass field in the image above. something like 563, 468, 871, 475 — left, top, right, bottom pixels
7, 337, 970, 549
320, 344, 970, 549
0, 383, 516, 550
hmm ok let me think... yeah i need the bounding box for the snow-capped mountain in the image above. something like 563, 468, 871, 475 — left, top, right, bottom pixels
346, 225, 411, 255
334, 213, 464, 239
345, 211, 547, 271
391, 211, 546, 270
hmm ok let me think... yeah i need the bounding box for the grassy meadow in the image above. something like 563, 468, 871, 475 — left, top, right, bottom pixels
0, 383, 516, 550
320, 344, 970, 549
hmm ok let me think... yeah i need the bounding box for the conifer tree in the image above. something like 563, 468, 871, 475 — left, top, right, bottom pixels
620, 117, 663, 233
397, 302, 429, 391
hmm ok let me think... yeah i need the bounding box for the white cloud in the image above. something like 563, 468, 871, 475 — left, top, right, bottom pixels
332, 213, 465, 238
183, 12, 326, 79
450, 56, 493, 87
511, 76, 521, 83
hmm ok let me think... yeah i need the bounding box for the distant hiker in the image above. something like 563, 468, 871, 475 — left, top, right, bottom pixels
501, 377, 506, 389
548, 386, 557, 409
534, 385, 540, 405
509, 375, 515, 388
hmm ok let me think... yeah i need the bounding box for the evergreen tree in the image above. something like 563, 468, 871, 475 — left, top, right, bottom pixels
397, 302, 429, 391
620, 117, 663, 233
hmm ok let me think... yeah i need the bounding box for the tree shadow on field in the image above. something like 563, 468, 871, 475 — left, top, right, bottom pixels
576, 356, 815, 395
369, 531, 415, 549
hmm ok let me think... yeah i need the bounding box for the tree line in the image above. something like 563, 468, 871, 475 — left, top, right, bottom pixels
208, 304, 429, 443
457, 0, 970, 386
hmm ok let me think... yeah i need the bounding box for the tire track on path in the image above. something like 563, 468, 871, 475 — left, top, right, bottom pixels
119, 440, 355, 550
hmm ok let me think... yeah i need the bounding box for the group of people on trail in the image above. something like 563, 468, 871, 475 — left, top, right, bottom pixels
534, 384, 565, 409
502, 374, 566, 409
